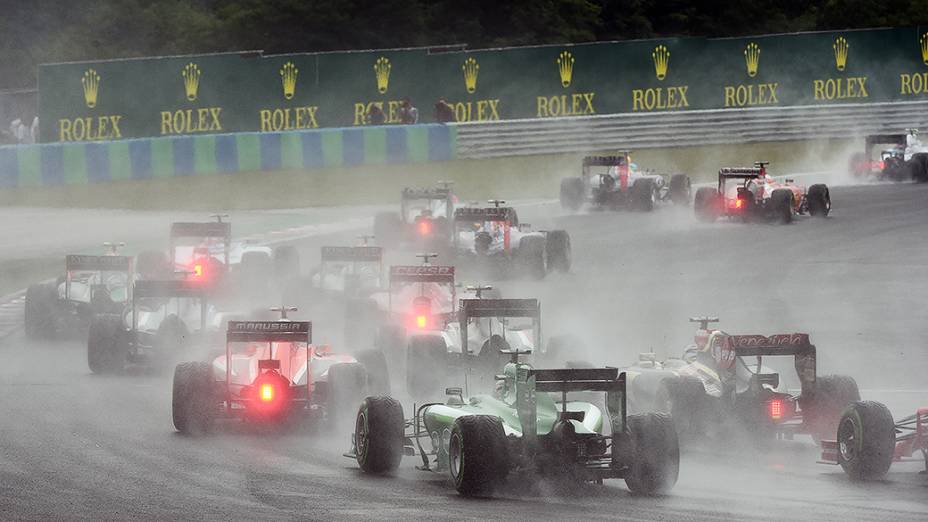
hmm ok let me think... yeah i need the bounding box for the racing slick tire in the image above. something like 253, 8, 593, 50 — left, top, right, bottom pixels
694, 187, 721, 222
631, 178, 657, 212
545, 230, 571, 273
406, 335, 447, 400
153, 315, 190, 371
24, 283, 57, 340
328, 362, 368, 429
355, 348, 391, 397
836, 400, 896, 480
87, 314, 126, 374
374, 212, 403, 246
449, 415, 510, 497
669, 174, 692, 205
625, 412, 680, 495
135, 250, 171, 280
559, 177, 585, 212
769, 188, 793, 224
910, 153, 928, 183
273, 245, 301, 283
355, 396, 405, 474
654, 376, 708, 438
807, 184, 831, 217
803, 374, 861, 442
517, 235, 547, 280
172, 361, 217, 435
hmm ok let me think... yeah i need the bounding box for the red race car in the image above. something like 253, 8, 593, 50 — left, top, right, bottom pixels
694, 162, 830, 224
820, 401, 927, 480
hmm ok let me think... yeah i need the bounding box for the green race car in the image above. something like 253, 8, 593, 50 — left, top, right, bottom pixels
346, 350, 679, 497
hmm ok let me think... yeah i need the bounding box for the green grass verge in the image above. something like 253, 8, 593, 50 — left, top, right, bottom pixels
0, 138, 858, 210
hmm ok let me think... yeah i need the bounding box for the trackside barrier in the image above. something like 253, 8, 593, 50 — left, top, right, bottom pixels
455, 100, 928, 159
0, 124, 456, 188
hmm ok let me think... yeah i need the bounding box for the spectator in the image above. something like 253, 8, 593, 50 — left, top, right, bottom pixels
29, 116, 38, 144
434, 98, 455, 123
399, 98, 419, 124
367, 104, 386, 125
9, 117, 25, 143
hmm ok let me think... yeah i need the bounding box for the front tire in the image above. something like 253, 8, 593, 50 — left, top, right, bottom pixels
769, 188, 793, 224
449, 415, 510, 497
694, 187, 720, 223
803, 374, 861, 442
355, 396, 405, 474
836, 401, 896, 480
631, 178, 656, 212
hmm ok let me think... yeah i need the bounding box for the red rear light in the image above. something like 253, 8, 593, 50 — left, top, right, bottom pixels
260, 383, 275, 402
418, 220, 431, 235
878, 160, 885, 170
735, 199, 743, 209
768, 399, 782, 420
194, 263, 204, 277
416, 315, 428, 329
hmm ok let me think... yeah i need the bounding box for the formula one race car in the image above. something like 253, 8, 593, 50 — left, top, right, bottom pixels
86, 278, 220, 374
347, 352, 679, 497
694, 162, 830, 224
451, 202, 570, 280
167, 216, 300, 300
311, 244, 384, 299
171, 309, 389, 434
25, 246, 132, 340
560, 153, 691, 212
625, 317, 860, 442
374, 182, 456, 251
820, 401, 927, 480
848, 129, 928, 182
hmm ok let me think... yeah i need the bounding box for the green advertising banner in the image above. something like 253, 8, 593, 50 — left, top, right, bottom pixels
38, 26, 928, 142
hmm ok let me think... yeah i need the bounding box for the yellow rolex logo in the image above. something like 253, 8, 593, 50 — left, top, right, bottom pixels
81, 69, 100, 108
833, 36, 849, 71
557, 51, 574, 88
744, 42, 760, 77
652, 45, 670, 81
921, 33, 928, 66
280, 61, 298, 100
374, 57, 391, 94
182, 62, 201, 101
462, 57, 479, 93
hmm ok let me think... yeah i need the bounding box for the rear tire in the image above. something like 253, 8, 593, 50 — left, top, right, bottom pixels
355, 348, 391, 396
327, 362, 368, 429
769, 188, 793, 224
25, 283, 56, 340
669, 174, 691, 205
910, 153, 928, 183
559, 177, 585, 212
517, 236, 546, 280
406, 335, 447, 400
653, 376, 707, 438
449, 415, 510, 497
87, 314, 126, 374
694, 187, 720, 222
836, 401, 896, 480
355, 396, 405, 474
803, 375, 861, 442
631, 178, 656, 212
545, 230, 571, 273
172, 361, 217, 435
625, 412, 680, 495
807, 184, 830, 217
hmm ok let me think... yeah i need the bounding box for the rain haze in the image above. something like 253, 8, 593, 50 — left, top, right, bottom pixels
1, 2, 927, 521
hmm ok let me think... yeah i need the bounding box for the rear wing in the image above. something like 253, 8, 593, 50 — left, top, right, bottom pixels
530, 367, 623, 392
226, 320, 311, 343
719, 167, 764, 179
170, 222, 231, 239
865, 134, 905, 148
320, 246, 383, 262
459, 298, 539, 319
133, 279, 206, 299
389, 265, 455, 284
582, 155, 628, 167
66, 255, 131, 272
402, 187, 452, 200
453, 207, 515, 223
725, 333, 816, 394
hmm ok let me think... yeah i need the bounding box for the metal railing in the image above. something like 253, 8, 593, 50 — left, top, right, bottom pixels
454, 101, 928, 159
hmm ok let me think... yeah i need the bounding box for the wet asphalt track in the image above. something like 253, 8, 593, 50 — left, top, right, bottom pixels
1, 181, 927, 521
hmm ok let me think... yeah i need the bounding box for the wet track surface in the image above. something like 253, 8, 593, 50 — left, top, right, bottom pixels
1, 182, 927, 521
